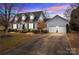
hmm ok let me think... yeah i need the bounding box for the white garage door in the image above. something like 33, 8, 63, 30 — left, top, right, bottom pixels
58, 27, 66, 33
48, 26, 66, 33
48, 27, 56, 32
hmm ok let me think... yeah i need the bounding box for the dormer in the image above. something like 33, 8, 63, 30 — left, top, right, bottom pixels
38, 14, 44, 21
22, 14, 26, 22
14, 16, 18, 22
30, 14, 34, 22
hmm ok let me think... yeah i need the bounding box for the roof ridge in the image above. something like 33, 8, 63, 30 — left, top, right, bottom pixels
52, 15, 68, 21
46, 15, 68, 22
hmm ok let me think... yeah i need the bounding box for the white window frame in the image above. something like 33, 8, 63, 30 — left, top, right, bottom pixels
15, 16, 18, 22
22, 14, 26, 21
13, 24, 17, 29
30, 14, 34, 20
17, 23, 21, 29
25, 24, 27, 29
29, 23, 33, 29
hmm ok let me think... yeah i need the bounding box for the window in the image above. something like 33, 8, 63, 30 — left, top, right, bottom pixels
15, 16, 18, 22
17, 24, 21, 29
29, 23, 33, 29
22, 14, 26, 21
13, 24, 17, 29
30, 14, 34, 20
25, 24, 27, 29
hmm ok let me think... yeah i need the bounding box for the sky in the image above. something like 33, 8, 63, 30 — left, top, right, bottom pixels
14, 3, 71, 18
0, 3, 72, 18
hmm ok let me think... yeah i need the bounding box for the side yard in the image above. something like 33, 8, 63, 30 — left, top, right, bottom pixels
0, 32, 42, 54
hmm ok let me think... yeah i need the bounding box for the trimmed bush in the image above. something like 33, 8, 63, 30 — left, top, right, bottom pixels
41, 30, 48, 33
8, 29, 11, 32
22, 29, 28, 33
8, 29, 17, 32
33, 30, 39, 33
28, 29, 34, 32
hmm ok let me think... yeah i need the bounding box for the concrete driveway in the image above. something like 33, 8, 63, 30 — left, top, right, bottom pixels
3, 33, 72, 55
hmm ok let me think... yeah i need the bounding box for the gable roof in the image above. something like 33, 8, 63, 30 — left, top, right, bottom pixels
11, 11, 45, 23
47, 15, 68, 22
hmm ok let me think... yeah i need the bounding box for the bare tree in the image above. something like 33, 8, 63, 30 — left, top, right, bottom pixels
43, 10, 50, 18
64, 3, 79, 31
0, 3, 24, 32
70, 6, 79, 31
64, 3, 79, 20
0, 3, 14, 32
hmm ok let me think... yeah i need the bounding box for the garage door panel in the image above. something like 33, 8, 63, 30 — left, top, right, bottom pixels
49, 27, 56, 32
58, 27, 66, 33
48, 27, 66, 33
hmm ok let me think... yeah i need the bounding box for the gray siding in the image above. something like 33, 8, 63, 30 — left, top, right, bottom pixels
46, 16, 68, 28
46, 15, 69, 33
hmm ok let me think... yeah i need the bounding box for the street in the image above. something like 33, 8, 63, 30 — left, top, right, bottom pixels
4, 33, 71, 55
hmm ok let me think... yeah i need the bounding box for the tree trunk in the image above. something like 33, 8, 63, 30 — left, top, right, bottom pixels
39, 29, 42, 33
4, 26, 9, 33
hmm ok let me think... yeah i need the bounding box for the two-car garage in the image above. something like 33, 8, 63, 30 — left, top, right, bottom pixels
46, 15, 68, 33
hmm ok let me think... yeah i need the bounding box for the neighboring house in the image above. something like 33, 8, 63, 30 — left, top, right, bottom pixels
46, 15, 69, 33
10, 11, 46, 30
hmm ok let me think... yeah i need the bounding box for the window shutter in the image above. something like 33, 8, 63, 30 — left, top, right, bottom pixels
33, 23, 35, 29
27, 23, 29, 30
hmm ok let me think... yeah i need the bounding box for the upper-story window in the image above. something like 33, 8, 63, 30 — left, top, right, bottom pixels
30, 14, 34, 20
15, 16, 18, 22
22, 14, 26, 21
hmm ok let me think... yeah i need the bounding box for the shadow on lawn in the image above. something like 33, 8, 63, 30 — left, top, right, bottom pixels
0, 34, 12, 40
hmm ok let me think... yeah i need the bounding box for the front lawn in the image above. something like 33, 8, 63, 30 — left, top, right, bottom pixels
0, 32, 39, 53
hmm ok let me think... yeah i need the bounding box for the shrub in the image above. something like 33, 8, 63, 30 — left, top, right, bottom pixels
8, 29, 12, 32
22, 29, 28, 33
33, 30, 39, 33
8, 29, 17, 32
28, 29, 34, 32
13, 29, 17, 32
41, 30, 48, 33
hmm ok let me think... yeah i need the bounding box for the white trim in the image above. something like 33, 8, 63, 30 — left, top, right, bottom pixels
48, 26, 66, 33
30, 14, 34, 21
22, 14, 26, 21
25, 23, 28, 29
13, 24, 17, 29
29, 23, 33, 29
